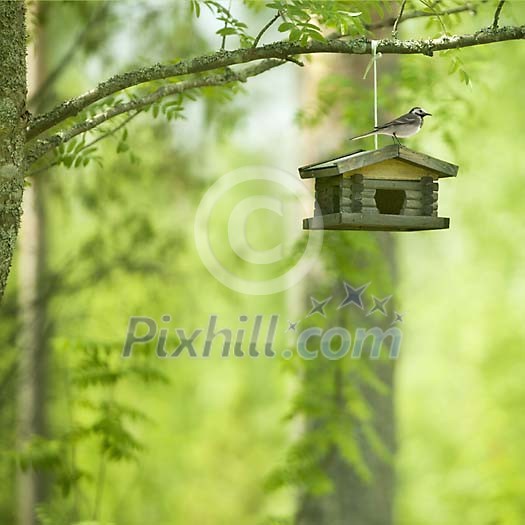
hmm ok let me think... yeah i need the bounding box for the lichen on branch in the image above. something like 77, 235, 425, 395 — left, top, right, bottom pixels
27, 24, 525, 144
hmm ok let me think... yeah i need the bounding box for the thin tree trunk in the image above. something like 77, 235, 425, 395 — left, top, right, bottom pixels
295, 49, 397, 525
17, 2, 48, 523
296, 359, 396, 525
0, 1, 27, 301
296, 265, 397, 525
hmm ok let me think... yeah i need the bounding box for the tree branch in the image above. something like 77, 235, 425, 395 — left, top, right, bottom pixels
252, 11, 281, 48
493, 0, 506, 29
27, 24, 525, 141
419, 0, 448, 34
392, 0, 407, 39
332, 3, 480, 37
285, 56, 304, 67
28, 111, 141, 177
26, 59, 286, 164
28, 2, 110, 109
221, 0, 233, 50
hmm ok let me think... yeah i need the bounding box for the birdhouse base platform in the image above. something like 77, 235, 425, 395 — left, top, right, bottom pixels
303, 212, 450, 232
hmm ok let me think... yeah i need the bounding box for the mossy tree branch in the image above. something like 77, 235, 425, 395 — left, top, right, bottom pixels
27, 24, 525, 143
26, 59, 285, 164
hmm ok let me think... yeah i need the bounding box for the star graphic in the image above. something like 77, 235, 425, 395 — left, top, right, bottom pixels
306, 296, 332, 318
338, 282, 370, 310
391, 311, 404, 324
367, 295, 392, 316
286, 320, 299, 333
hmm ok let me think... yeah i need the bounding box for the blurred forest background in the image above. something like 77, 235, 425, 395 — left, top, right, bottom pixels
1, 1, 525, 524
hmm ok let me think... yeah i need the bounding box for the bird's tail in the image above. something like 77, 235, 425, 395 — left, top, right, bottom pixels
349, 129, 378, 141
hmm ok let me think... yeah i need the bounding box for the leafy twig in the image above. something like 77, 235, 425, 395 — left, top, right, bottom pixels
27, 24, 525, 141
221, 0, 233, 49
392, 0, 407, 38
253, 11, 281, 48
28, 111, 141, 177
419, 0, 448, 34
26, 59, 286, 163
493, 0, 506, 29
82, 111, 140, 149
331, 3, 479, 38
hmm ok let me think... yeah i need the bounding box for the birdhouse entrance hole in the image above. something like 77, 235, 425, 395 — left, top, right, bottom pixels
374, 189, 405, 215
298, 145, 459, 232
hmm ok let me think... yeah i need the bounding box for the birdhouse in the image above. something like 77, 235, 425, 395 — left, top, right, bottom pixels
299, 144, 458, 232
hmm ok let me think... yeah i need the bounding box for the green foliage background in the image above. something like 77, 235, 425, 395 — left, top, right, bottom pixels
1, 1, 525, 524
397, 35, 525, 525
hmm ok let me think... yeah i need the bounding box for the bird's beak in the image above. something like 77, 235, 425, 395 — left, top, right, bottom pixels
424, 111, 432, 117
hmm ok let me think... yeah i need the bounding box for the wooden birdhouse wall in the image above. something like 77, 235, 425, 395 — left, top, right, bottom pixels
314, 174, 439, 218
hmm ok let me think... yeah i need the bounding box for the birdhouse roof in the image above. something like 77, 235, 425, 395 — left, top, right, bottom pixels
299, 144, 458, 180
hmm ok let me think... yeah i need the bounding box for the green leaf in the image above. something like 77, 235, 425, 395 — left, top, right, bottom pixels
308, 30, 326, 43
303, 22, 321, 31
216, 27, 237, 36
278, 22, 295, 32
338, 9, 362, 17
289, 28, 301, 41
117, 141, 130, 153
190, 0, 201, 17
459, 68, 471, 85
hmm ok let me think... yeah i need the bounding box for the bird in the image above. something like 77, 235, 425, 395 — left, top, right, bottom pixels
350, 107, 432, 145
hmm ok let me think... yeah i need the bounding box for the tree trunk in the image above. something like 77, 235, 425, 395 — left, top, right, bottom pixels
295, 50, 397, 525
0, 0, 27, 301
296, 296, 397, 525
17, 2, 48, 524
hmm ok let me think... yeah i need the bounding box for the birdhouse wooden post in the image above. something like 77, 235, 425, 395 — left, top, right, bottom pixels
299, 144, 458, 232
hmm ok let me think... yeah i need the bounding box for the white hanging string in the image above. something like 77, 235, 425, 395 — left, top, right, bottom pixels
371, 40, 379, 150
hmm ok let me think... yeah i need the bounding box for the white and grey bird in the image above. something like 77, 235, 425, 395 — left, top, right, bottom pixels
350, 107, 432, 144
